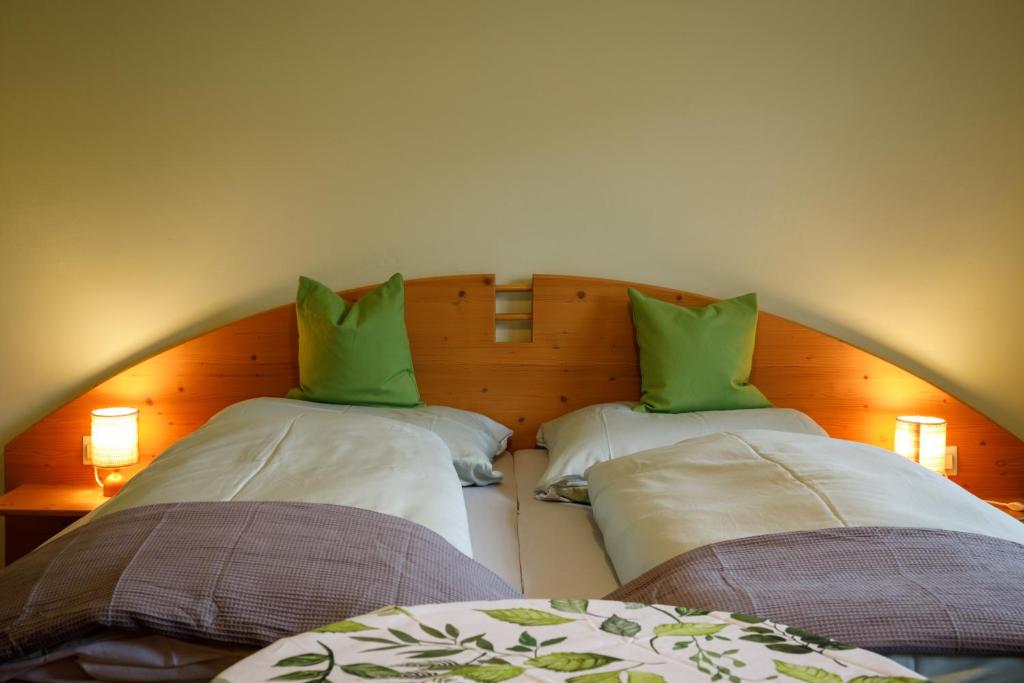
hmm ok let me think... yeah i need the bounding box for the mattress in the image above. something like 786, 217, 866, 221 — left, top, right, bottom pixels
514, 449, 620, 598
465, 449, 621, 598
462, 451, 522, 592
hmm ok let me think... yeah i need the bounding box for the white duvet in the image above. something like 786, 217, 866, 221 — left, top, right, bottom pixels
588, 429, 1024, 584
67, 398, 473, 556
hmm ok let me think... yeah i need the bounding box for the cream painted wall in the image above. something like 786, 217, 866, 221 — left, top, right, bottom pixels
1, 1, 1023, 561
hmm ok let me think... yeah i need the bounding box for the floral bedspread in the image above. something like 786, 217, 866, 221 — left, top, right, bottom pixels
215, 599, 924, 683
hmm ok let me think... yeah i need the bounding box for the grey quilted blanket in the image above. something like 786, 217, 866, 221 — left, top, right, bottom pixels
607, 526, 1024, 655
0, 501, 521, 662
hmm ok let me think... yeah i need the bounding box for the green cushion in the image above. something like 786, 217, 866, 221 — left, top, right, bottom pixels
287, 274, 421, 407
628, 289, 771, 413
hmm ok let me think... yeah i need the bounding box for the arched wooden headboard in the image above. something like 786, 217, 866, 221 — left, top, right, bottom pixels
5, 274, 1023, 556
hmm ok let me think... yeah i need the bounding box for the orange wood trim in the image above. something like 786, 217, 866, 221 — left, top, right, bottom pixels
5, 273, 1022, 509
496, 283, 534, 293
495, 312, 533, 321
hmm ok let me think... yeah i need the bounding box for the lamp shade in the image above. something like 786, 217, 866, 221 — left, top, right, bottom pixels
894, 415, 946, 474
91, 407, 139, 468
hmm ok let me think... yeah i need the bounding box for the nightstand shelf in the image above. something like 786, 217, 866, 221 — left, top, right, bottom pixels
0, 484, 106, 516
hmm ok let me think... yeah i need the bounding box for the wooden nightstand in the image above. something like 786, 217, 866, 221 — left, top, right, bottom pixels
0, 484, 107, 516
1, 484, 107, 565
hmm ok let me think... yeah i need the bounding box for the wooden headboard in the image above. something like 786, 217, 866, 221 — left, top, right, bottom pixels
6, 273, 1023, 505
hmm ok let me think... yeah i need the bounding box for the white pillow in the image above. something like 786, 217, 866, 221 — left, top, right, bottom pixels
534, 402, 826, 501
287, 399, 512, 486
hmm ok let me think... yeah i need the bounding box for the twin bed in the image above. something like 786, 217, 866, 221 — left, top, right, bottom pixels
2, 274, 1023, 683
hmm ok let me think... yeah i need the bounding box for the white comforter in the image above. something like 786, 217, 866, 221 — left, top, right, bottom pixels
68, 398, 473, 556
588, 429, 1024, 583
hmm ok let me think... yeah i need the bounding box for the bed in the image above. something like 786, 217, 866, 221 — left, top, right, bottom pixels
2, 417, 1022, 681
519, 407, 1024, 682
2, 274, 1023, 682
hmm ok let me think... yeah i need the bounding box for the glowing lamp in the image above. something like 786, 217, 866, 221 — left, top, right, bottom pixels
894, 415, 946, 475
91, 407, 139, 496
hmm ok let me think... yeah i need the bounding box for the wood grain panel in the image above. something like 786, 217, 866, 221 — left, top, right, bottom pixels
528, 275, 1022, 499
0, 484, 107, 516
5, 273, 1022, 552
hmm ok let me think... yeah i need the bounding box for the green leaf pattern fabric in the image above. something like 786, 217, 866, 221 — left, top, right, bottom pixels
217, 599, 925, 682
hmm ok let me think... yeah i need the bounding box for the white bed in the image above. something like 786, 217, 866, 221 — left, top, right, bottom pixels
477, 400, 1024, 683
6, 404, 1021, 683
6, 449, 1019, 683
502, 447, 1024, 683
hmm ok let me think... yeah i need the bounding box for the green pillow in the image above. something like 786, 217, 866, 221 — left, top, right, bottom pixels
287, 274, 421, 407
628, 289, 771, 413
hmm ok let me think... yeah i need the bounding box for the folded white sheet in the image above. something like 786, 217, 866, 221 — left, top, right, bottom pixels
66, 397, 473, 556
589, 429, 1024, 583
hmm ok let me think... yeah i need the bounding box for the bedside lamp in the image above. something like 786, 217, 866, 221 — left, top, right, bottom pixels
90, 407, 139, 496
894, 415, 947, 475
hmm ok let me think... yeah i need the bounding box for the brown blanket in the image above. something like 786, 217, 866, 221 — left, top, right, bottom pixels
0, 501, 522, 662
607, 526, 1024, 656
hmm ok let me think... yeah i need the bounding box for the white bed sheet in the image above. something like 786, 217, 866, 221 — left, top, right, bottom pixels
514, 449, 620, 598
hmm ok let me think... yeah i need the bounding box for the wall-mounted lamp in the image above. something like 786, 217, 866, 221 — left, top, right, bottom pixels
89, 407, 139, 496
894, 415, 948, 475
